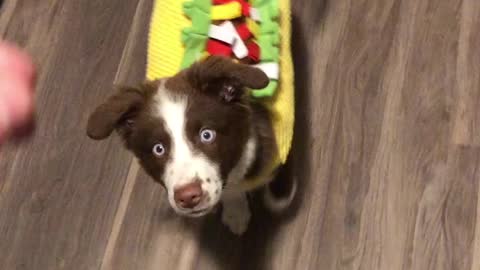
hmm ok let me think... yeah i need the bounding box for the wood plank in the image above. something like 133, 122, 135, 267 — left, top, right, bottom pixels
105, 0, 480, 270
337, 1, 463, 269
411, 147, 479, 270
1, 0, 480, 269
99, 0, 153, 268
0, 1, 141, 269
453, 0, 480, 146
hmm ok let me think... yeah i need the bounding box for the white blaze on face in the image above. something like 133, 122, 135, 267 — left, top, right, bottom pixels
154, 87, 223, 216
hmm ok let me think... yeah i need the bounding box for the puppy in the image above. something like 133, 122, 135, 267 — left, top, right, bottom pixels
87, 56, 295, 234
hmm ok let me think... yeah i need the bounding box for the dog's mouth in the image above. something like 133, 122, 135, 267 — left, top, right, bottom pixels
167, 181, 224, 218
184, 207, 211, 217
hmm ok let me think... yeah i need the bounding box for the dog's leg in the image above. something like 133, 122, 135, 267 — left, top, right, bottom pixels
221, 192, 251, 235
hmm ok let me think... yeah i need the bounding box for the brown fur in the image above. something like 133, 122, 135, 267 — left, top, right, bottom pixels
87, 56, 276, 188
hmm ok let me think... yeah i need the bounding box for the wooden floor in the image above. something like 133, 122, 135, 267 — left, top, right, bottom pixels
1, 0, 480, 269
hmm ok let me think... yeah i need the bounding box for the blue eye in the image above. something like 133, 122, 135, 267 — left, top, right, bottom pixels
200, 128, 216, 144
152, 143, 166, 157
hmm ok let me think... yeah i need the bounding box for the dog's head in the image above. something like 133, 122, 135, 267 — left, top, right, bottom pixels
86, 56, 269, 217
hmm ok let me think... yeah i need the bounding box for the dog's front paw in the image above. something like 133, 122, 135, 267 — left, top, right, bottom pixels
222, 207, 251, 235
221, 194, 251, 235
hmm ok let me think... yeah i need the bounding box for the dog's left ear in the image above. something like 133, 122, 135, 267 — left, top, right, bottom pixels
186, 56, 269, 102
86, 81, 157, 140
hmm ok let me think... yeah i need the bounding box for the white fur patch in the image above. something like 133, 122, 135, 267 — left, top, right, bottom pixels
153, 83, 258, 221
222, 136, 257, 198
225, 137, 256, 188
221, 135, 256, 234
154, 85, 223, 216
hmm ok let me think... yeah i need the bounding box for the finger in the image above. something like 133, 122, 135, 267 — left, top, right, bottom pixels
0, 79, 34, 140
0, 41, 36, 90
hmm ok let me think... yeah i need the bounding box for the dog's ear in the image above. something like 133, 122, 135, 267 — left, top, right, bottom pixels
86, 84, 152, 140
186, 56, 269, 102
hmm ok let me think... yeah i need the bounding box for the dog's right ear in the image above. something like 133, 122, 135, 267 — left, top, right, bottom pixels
86, 86, 146, 140
185, 56, 269, 102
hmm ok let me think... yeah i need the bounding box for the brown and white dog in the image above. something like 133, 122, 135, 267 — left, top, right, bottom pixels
86, 56, 295, 234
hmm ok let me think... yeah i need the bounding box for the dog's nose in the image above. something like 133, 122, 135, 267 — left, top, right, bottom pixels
174, 181, 203, 209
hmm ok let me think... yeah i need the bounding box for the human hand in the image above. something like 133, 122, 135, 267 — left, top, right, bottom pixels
0, 41, 36, 143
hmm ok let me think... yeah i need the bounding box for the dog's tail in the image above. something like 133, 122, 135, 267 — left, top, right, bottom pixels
263, 167, 297, 213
